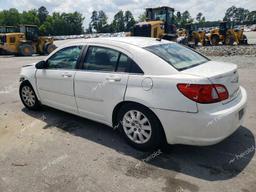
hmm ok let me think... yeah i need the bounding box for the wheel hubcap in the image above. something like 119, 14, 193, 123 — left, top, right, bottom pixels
21, 86, 36, 107
122, 110, 152, 144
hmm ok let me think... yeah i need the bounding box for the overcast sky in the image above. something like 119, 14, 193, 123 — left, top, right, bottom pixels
0, 0, 255, 28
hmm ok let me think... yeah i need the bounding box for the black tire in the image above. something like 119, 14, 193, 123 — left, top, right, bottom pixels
116, 103, 165, 151
19, 44, 33, 56
225, 34, 234, 45
241, 35, 248, 45
211, 35, 220, 46
44, 43, 56, 55
19, 81, 41, 110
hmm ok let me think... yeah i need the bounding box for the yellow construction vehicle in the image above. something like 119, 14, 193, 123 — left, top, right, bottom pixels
177, 24, 207, 46
0, 25, 56, 56
0, 26, 18, 33
207, 21, 248, 46
133, 6, 177, 41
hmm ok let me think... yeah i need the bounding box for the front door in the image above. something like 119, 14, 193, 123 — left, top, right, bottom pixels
36, 46, 82, 113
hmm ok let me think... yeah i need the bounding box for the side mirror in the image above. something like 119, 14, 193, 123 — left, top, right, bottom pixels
35, 61, 47, 69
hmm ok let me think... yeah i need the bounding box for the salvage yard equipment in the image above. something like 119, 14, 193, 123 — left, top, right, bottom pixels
133, 6, 177, 41
0, 25, 56, 56
177, 24, 207, 47
206, 21, 248, 46
0, 26, 18, 33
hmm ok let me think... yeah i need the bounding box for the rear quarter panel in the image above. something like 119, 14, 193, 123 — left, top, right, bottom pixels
125, 74, 211, 113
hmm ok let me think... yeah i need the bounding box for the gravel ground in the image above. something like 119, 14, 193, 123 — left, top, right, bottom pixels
0, 52, 256, 191
196, 45, 256, 57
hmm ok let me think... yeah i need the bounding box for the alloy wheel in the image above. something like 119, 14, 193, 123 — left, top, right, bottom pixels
21, 85, 36, 107
122, 110, 152, 144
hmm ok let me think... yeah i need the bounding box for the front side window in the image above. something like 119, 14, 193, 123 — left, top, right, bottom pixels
145, 43, 209, 71
84, 46, 119, 72
47, 46, 82, 69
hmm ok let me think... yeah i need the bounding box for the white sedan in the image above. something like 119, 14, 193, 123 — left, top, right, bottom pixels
19, 37, 247, 150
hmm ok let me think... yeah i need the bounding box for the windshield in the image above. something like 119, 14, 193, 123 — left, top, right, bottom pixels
152, 10, 167, 21
145, 43, 209, 71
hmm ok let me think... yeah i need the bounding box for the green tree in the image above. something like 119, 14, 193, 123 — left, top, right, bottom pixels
196, 12, 205, 24
38, 6, 49, 25
245, 11, 256, 22
112, 10, 125, 32
98, 10, 108, 33
90, 10, 99, 32
180, 10, 193, 26
20, 9, 40, 25
124, 11, 135, 32
0, 8, 20, 25
224, 6, 249, 22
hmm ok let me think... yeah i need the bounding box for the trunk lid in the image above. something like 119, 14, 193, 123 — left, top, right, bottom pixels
182, 61, 240, 103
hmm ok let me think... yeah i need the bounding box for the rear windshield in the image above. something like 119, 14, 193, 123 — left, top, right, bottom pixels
145, 43, 209, 71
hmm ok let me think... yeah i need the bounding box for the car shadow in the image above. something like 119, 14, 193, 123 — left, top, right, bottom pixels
22, 106, 255, 181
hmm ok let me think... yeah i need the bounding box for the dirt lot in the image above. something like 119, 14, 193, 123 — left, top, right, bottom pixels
0, 51, 256, 191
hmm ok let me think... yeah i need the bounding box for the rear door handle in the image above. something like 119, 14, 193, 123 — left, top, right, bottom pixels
61, 73, 72, 78
106, 76, 121, 82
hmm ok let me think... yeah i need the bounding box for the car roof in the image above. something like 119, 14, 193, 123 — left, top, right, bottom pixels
61, 37, 172, 48
47, 37, 178, 75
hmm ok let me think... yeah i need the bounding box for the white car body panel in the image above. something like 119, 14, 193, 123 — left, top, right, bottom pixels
36, 69, 77, 113
75, 71, 129, 125
19, 37, 248, 146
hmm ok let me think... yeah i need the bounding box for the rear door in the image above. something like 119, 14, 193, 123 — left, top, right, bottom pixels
74, 45, 132, 124
36, 46, 83, 113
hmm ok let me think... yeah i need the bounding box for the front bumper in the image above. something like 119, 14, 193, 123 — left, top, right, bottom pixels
153, 86, 247, 146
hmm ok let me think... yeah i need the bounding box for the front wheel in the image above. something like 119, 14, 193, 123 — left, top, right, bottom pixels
225, 34, 234, 45
117, 103, 165, 151
19, 82, 40, 110
19, 44, 33, 56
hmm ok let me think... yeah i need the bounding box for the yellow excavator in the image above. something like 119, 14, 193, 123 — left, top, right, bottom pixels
0, 25, 56, 56
206, 21, 248, 45
133, 6, 177, 41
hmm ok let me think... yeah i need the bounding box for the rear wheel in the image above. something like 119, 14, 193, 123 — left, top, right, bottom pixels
116, 103, 165, 151
19, 82, 40, 110
44, 43, 56, 55
211, 35, 220, 46
19, 44, 33, 56
193, 36, 199, 46
240, 35, 248, 45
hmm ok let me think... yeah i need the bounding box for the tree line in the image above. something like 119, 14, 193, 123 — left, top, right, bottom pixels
87, 10, 136, 33
0, 5, 255, 35
0, 6, 84, 36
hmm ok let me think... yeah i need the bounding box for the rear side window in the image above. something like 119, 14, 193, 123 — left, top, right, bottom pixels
83, 46, 144, 74
84, 46, 119, 72
130, 60, 144, 74
116, 54, 131, 73
145, 43, 209, 71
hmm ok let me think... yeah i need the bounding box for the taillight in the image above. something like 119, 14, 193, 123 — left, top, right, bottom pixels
177, 84, 229, 104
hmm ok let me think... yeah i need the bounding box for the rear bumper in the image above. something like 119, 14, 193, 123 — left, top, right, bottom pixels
153, 86, 247, 146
